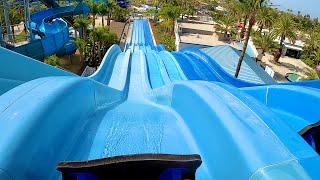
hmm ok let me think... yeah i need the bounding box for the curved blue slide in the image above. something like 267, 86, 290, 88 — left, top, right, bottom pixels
0, 19, 320, 180
7, 3, 90, 60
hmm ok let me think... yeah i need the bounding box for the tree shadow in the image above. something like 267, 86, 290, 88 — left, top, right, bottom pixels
280, 62, 305, 73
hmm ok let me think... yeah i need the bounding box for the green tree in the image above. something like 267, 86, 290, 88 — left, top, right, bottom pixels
256, 7, 273, 32
235, 0, 267, 78
106, 0, 117, 26
272, 14, 296, 63
44, 55, 60, 67
74, 16, 91, 40
158, 4, 181, 35
87, 1, 100, 29
98, 2, 108, 27
8, 9, 23, 41
71, 38, 86, 63
214, 16, 237, 38
253, 32, 277, 55
113, 6, 130, 22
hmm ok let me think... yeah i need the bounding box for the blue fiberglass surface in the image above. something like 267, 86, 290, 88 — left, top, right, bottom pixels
1, 18, 320, 180
0, 47, 74, 95
158, 51, 184, 82
181, 51, 220, 81
242, 85, 320, 132
171, 52, 202, 80
237, 42, 256, 58
145, 51, 165, 89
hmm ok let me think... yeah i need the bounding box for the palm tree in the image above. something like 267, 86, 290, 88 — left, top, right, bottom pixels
71, 38, 86, 63
214, 16, 237, 38
8, 9, 23, 41
92, 27, 106, 62
256, 7, 273, 32
302, 68, 320, 80
235, 0, 267, 78
312, 48, 320, 66
87, 1, 100, 29
272, 14, 296, 63
106, 0, 116, 26
158, 4, 181, 35
253, 32, 277, 55
304, 30, 320, 51
74, 17, 90, 40
98, 2, 107, 27
238, 2, 251, 39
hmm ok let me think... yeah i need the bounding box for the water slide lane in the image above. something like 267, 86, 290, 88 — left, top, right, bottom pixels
181, 51, 219, 81
171, 52, 202, 80
158, 51, 186, 82
144, 51, 166, 89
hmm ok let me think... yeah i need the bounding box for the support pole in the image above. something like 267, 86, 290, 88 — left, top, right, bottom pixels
3, 0, 13, 42
37, 0, 41, 11
0, 16, 4, 47
24, 0, 34, 41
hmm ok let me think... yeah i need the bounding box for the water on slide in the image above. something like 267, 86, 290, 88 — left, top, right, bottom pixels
0, 19, 320, 180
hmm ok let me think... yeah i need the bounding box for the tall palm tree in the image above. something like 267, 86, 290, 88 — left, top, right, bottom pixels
74, 16, 90, 40
235, 0, 267, 78
71, 38, 86, 63
256, 7, 273, 32
106, 0, 116, 26
272, 14, 296, 63
92, 26, 107, 62
304, 30, 320, 51
238, 2, 251, 39
98, 2, 108, 27
312, 48, 320, 66
253, 32, 277, 55
87, 1, 100, 29
214, 16, 237, 38
158, 4, 181, 35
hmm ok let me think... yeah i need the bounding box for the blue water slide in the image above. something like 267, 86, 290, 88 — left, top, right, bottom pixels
171, 52, 202, 80
242, 85, 320, 133
158, 51, 186, 82
181, 50, 220, 81
0, 47, 74, 95
181, 48, 262, 87
8, 3, 90, 60
144, 51, 165, 89
2, 18, 320, 180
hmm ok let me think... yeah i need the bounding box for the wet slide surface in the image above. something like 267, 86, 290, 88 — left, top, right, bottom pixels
0, 19, 320, 180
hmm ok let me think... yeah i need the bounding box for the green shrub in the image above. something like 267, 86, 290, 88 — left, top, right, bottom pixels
44, 55, 60, 67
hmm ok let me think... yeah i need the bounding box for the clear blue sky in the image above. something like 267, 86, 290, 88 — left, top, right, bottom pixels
271, 0, 320, 18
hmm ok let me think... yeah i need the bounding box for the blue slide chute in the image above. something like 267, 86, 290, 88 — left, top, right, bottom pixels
1, 19, 320, 179
7, 3, 90, 60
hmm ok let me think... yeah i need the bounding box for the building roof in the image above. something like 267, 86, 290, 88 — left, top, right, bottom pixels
201, 45, 276, 84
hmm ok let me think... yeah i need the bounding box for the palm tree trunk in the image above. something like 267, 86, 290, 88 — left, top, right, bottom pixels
235, 14, 255, 78
93, 15, 96, 29
11, 25, 15, 41
83, 27, 86, 40
274, 34, 285, 63
107, 12, 111, 26
240, 16, 248, 39
98, 42, 102, 62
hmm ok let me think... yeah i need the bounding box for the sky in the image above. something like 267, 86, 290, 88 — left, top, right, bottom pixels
271, 0, 320, 18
